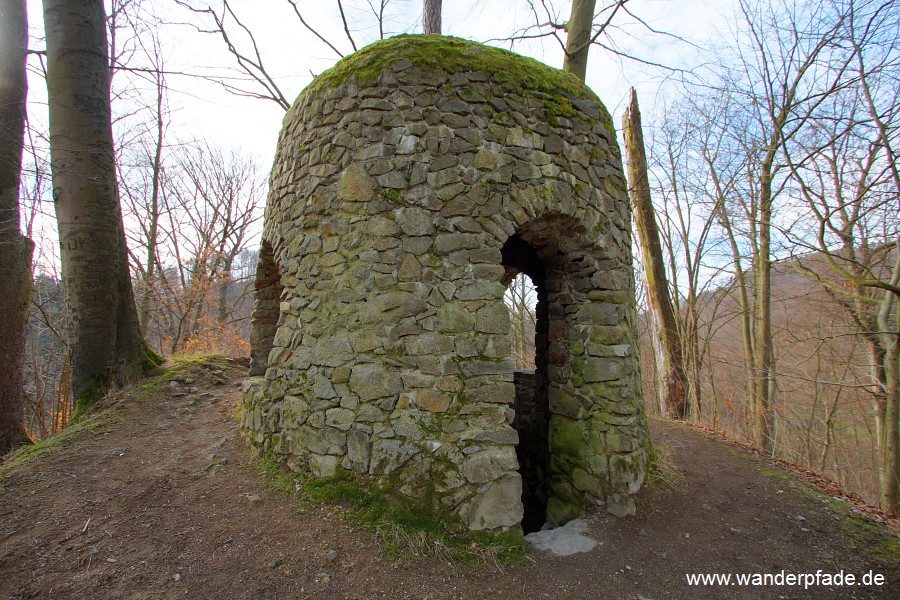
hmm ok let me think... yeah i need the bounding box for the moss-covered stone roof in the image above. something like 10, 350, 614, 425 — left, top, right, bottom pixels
303, 34, 599, 104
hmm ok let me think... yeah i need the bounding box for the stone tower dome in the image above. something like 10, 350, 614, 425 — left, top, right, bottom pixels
242, 35, 649, 532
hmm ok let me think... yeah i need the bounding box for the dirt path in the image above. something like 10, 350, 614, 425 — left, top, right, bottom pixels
1, 357, 897, 599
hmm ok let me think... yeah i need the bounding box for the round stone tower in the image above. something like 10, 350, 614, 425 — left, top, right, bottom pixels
242, 35, 649, 531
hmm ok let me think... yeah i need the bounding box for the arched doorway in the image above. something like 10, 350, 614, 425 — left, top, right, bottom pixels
502, 234, 550, 533
502, 212, 591, 532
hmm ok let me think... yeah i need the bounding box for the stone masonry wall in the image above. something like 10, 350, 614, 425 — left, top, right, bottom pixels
242, 36, 649, 531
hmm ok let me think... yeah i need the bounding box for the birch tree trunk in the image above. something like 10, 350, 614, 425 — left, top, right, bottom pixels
622, 88, 688, 419
43, 0, 158, 415
0, 0, 34, 452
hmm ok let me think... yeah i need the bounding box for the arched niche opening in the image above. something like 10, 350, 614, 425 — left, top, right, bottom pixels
502, 213, 596, 533
501, 232, 553, 533
248, 239, 283, 376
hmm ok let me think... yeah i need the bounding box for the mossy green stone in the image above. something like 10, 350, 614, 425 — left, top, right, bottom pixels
545, 497, 581, 525
549, 415, 587, 460
296, 35, 609, 125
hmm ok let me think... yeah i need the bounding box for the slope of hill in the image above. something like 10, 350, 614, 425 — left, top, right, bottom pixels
655, 254, 894, 507
1, 356, 897, 599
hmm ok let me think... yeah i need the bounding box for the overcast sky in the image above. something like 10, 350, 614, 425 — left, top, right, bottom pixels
22, 1, 737, 167
167, 0, 735, 164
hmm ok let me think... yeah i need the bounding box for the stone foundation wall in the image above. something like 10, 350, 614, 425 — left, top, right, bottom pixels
242, 36, 649, 530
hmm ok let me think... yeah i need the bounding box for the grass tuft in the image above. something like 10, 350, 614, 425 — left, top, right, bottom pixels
643, 442, 685, 495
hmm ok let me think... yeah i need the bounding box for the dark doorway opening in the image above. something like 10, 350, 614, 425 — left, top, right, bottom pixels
248, 240, 283, 376
502, 234, 551, 534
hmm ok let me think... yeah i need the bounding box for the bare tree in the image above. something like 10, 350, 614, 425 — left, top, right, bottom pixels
644, 0, 897, 508
23, 265, 71, 440
777, 0, 900, 512
505, 274, 537, 370
111, 20, 170, 334
684, 0, 855, 452
504, 0, 680, 80
174, 0, 293, 109
173, 0, 379, 111
561, 0, 629, 81
0, 0, 34, 452
131, 141, 263, 355
42, 0, 160, 415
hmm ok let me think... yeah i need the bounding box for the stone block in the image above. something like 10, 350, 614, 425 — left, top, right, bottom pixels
346, 429, 370, 472
395, 207, 435, 236
577, 303, 622, 326
337, 163, 375, 202
460, 451, 504, 483
309, 454, 340, 477
608, 452, 647, 495
474, 303, 510, 334
434, 233, 478, 254
481, 335, 510, 359
349, 364, 402, 401
466, 475, 523, 530
406, 333, 454, 355
436, 303, 475, 333
373, 291, 427, 318
549, 416, 587, 462
315, 333, 354, 368
606, 494, 636, 517
545, 496, 581, 526
325, 407, 355, 431
466, 381, 515, 404
279, 395, 309, 429
455, 281, 504, 301
298, 426, 346, 456
572, 467, 604, 498
393, 413, 424, 440
417, 389, 452, 413
583, 357, 626, 383
369, 439, 418, 475
464, 427, 519, 445
548, 387, 587, 419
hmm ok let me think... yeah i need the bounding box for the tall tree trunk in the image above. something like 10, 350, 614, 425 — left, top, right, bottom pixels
423, 0, 441, 34
716, 199, 757, 431
877, 295, 899, 513
753, 160, 774, 452
563, 0, 595, 81
217, 255, 234, 326
138, 67, 166, 334
43, 0, 158, 415
622, 88, 688, 419
0, 0, 34, 453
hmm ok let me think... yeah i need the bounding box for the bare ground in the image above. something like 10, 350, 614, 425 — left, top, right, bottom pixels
1, 357, 897, 600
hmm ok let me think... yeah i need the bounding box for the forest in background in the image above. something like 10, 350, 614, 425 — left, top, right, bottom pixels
5, 0, 898, 515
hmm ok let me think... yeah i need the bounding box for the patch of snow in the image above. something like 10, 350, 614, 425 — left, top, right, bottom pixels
524, 518, 601, 556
